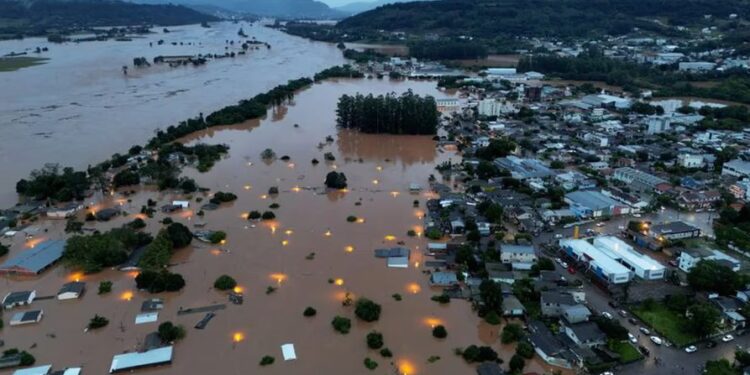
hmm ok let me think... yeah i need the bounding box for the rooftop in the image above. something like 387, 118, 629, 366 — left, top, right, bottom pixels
0, 240, 66, 274
109, 346, 173, 373
651, 221, 700, 235
565, 190, 619, 211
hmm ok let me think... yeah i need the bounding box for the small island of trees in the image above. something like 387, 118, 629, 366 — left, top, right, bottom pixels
336, 90, 438, 135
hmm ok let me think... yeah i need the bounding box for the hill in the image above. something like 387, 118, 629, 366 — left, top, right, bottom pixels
334, 0, 417, 15
137, 0, 345, 19
336, 0, 750, 38
0, 0, 217, 37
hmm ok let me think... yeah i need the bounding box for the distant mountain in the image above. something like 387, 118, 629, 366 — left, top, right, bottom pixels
0, 0, 216, 37
334, 0, 417, 15
137, 0, 346, 19
336, 0, 750, 38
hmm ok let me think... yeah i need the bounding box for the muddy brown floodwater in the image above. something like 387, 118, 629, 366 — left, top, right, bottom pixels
0, 79, 553, 375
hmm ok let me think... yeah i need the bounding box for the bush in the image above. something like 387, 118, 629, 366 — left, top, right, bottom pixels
0, 244, 9, 257
363, 358, 378, 370
324, 171, 348, 189
248, 210, 261, 220
208, 231, 227, 244
346, 215, 358, 222
88, 314, 109, 329
509, 354, 525, 372
501, 323, 524, 344
210, 191, 237, 205
516, 341, 534, 359
392, 293, 402, 301
407, 230, 417, 237
379, 348, 392, 357
269, 203, 280, 209
158, 321, 186, 342
432, 325, 448, 338
19, 351, 35, 366
425, 228, 442, 240
431, 294, 450, 304
135, 270, 186, 293
165, 222, 192, 248
332, 316, 352, 334
303, 307, 317, 317
128, 218, 147, 229
261, 211, 276, 220
484, 311, 501, 325
214, 275, 237, 291
98, 281, 113, 294
366, 331, 384, 349
462, 345, 499, 363
260, 355, 275, 366
355, 298, 381, 322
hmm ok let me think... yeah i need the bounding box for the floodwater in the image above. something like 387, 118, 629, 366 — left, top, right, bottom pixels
0, 21, 346, 207
0, 78, 554, 374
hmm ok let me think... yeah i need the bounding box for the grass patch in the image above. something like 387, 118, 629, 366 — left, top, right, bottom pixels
0, 56, 48, 72
631, 304, 698, 347
608, 340, 643, 363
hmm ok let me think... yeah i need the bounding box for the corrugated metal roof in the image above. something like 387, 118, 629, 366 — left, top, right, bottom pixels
0, 240, 66, 274
12, 365, 52, 375
109, 346, 173, 373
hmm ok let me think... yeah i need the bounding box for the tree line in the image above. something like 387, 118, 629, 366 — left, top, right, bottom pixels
336, 91, 438, 135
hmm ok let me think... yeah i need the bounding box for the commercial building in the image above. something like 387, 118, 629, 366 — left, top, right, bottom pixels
0, 240, 66, 275
559, 239, 632, 284
612, 167, 669, 192
678, 248, 741, 272
493, 156, 554, 180
722, 159, 750, 179
649, 221, 701, 240
499, 244, 537, 265
593, 236, 665, 280
564, 190, 623, 218
478, 99, 516, 117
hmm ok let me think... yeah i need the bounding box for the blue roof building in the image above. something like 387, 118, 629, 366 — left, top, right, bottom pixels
0, 240, 66, 275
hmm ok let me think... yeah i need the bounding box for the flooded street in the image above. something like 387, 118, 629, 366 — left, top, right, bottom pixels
0, 78, 552, 374
0, 21, 345, 207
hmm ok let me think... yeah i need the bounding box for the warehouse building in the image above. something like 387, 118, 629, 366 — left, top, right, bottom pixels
559, 239, 632, 284
0, 240, 66, 275
593, 236, 665, 280
565, 190, 624, 218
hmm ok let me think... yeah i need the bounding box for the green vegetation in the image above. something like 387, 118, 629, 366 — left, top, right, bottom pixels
303, 307, 317, 317
409, 40, 487, 60
509, 354, 526, 372
214, 275, 237, 291
688, 259, 743, 296
343, 49, 386, 63
210, 192, 237, 205
1, 349, 35, 366
158, 321, 186, 342
88, 314, 109, 329
98, 281, 113, 294
632, 301, 698, 346
501, 323, 524, 344
261, 211, 276, 220
332, 316, 352, 334
313, 65, 364, 81
366, 331, 384, 349
431, 294, 450, 304
608, 340, 643, 363
325, 171, 348, 189
208, 231, 227, 244
0, 57, 48, 72
336, 91, 438, 135
363, 357, 378, 370
0, 244, 8, 257
113, 169, 140, 187
63, 225, 151, 273
248, 211, 262, 220
715, 207, 750, 257
16, 164, 88, 202
460, 345, 499, 363
516, 341, 534, 359
379, 348, 392, 357
260, 355, 275, 366
355, 298, 382, 322
135, 270, 186, 293
346, 215, 358, 222
704, 359, 735, 375
391, 293, 402, 301
432, 325, 447, 339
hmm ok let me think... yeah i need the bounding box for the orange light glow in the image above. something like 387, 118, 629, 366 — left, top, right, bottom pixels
372, 179, 379, 185
270, 225, 277, 234
243, 185, 252, 190
407, 283, 421, 294
233, 286, 244, 294
292, 186, 301, 193
334, 278, 344, 286
285, 229, 293, 235
127, 271, 140, 279
220, 239, 227, 245
384, 235, 396, 241
390, 191, 400, 197
210, 249, 222, 256
260, 194, 269, 200
68, 272, 84, 282
398, 360, 416, 375
233, 332, 245, 343
414, 261, 420, 268
356, 218, 365, 223
424, 317, 443, 328
324, 230, 332, 237
281, 240, 289, 246
25, 237, 45, 248
339, 188, 348, 193
120, 291, 134, 301
287, 162, 295, 168
345, 245, 354, 253
241, 212, 250, 220
270, 273, 287, 284
331, 164, 338, 169
179, 210, 194, 219
376, 165, 383, 171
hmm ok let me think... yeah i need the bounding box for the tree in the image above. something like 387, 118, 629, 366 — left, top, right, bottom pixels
88, 315, 109, 329
479, 280, 503, 315
704, 359, 735, 375
214, 275, 237, 291
0, 244, 8, 257
516, 341, 534, 359
355, 298, 381, 322
476, 160, 500, 179
687, 303, 721, 338
475, 138, 516, 160
158, 321, 186, 342
332, 316, 351, 334
303, 307, 317, 317
248, 211, 261, 220
364, 357, 378, 370
324, 171, 348, 189
165, 222, 192, 248
98, 281, 113, 294
366, 331, 384, 349
509, 354, 526, 372
502, 323, 524, 344
138, 234, 172, 270
63, 232, 128, 273
261, 211, 276, 220
208, 231, 226, 244
136, 270, 186, 293
113, 169, 140, 187
687, 260, 740, 295
461, 345, 499, 363
260, 355, 275, 366
593, 316, 628, 340
432, 325, 447, 338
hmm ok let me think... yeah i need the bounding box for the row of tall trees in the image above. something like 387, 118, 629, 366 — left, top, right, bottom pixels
336, 91, 438, 135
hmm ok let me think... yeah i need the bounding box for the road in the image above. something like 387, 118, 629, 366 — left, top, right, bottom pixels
527, 209, 740, 375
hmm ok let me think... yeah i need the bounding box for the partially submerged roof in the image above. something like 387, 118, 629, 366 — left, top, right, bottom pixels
281, 344, 297, 361
58, 282, 85, 296
135, 312, 159, 325
0, 240, 65, 274
109, 346, 173, 373
12, 365, 52, 375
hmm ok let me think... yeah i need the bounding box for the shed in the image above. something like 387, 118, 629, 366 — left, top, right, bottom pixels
2, 290, 36, 309
109, 346, 173, 373
387, 257, 409, 268
135, 312, 159, 325
281, 344, 297, 361
430, 272, 459, 286
10, 310, 43, 326
57, 282, 86, 300
12, 365, 52, 375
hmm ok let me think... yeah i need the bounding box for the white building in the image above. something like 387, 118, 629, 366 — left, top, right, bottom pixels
478, 99, 515, 117
559, 239, 632, 284
679, 248, 741, 272
722, 159, 750, 179
593, 236, 665, 280
583, 133, 608, 147
678, 62, 716, 72
500, 244, 537, 265
677, 153, 706, 169
647, 116, 671, 135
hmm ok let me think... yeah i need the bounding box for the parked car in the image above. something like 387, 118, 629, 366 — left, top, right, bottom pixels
639, 327, 651, 335
722, 334, 735, 342
650, 336, 663, 345
706, 340, 717, 349
685, 345, 697, 353
639, 345, 650, 356
628, 318, 638, 325
628, 333, 637, 344
618, 310, 628, 317
602, 312, 614, 320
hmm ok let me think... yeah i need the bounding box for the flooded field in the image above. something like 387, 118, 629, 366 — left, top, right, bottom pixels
0, 21, 345, 207
0, 78, 556, 374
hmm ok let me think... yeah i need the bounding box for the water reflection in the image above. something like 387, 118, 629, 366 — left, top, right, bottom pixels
336, 129, 437, 168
